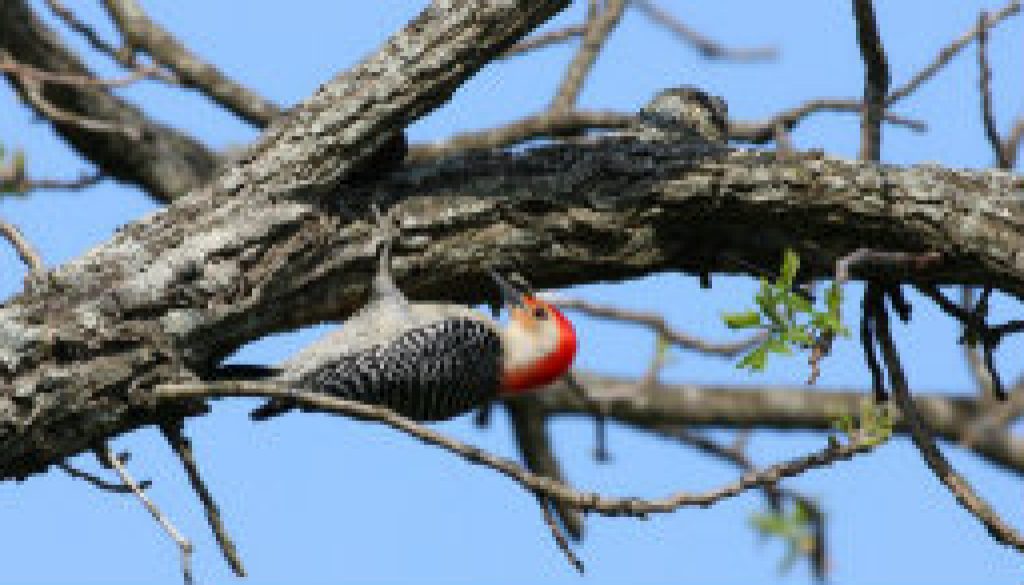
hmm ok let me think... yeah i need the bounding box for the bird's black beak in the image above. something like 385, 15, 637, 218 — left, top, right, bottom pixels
489, 270, 526, 310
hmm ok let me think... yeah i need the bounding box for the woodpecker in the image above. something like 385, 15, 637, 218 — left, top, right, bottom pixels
257, 209, 577, 422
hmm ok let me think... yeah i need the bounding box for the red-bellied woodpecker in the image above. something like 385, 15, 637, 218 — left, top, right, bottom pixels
253, 208, 577, 422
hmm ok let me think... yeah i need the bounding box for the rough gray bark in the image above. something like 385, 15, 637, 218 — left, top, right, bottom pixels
0, 0, 218, 203
2, 136, 1023, 480
0, 0, 574, 480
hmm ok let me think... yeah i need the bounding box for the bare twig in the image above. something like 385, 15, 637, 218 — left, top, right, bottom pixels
21, 78, 142, 138
57, 461, 150, 493
44, 0, 121, 60
2, 172, 102, 195
551, 0, 627, 113
99, 446, 194, 585
730, 98, 925, 144
0, 218, 43, 274
961, 377, 1024, 448
870, 289, 1024, 553
888, 1, 1021, 104
503, 25, 588, 57
977, 12, 1012, 169
915, 284, 1020, 400
852, 0, 890, 161
154, 382, 880, 517
505, 399, 584, 540
644, 425, 829, 580
160, 420, 246, 577
1005, 117, 1024, 167
0, 56, 165, 88
632, 0, 777, 61
536, 494, 585, 573
552, 297, 766, 357
408, 110, 633, 160
961, 288, 995, 395
100, 0, 279, 127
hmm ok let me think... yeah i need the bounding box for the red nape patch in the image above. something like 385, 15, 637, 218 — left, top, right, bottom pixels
500, 305, 577, 393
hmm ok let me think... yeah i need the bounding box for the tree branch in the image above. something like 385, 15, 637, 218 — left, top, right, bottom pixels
2, 137, 1024, 479
160, 420, 246, 577
0, 0, 218, 203
99, 446, 194, 585
871, 287, 1024, 552
632, 0, 778, 61
530, 373, 1024, 476
852, 0, 890, 161
153, 382, 881, 517
100, 0, 280, 127
550, 0, 626, 112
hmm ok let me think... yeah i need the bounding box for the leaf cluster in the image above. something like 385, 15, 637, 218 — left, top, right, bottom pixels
723, 249, 848, 372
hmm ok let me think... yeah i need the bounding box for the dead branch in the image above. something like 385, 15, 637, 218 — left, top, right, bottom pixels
888, 1, 1021, 104
154, 382, 881, 517
0, 217, 43, 274
632, 0, 777, 61
852, 0, 889, 161
160, 420, 246, 577
869, 285, 1024, 553
100, 0, 280, 127
552, 297, 766, 357
551, 0, 626, 112
99, 446, 194, 585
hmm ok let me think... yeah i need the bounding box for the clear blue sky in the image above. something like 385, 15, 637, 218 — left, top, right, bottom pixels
2, 1, 1023, 583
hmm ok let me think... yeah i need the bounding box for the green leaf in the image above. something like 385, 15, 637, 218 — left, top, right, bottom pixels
738, 345, 768, 371
779, 249, 800, 288
723, 310, 762, 329
825, 283, 843, 314
763, 336, 792, 355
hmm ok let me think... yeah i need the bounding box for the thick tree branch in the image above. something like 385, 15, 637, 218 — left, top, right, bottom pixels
1, 137, 1023, 479
0, 0, 218, 203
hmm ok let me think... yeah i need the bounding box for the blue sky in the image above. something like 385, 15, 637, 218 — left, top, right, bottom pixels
2, 1, 1023, 583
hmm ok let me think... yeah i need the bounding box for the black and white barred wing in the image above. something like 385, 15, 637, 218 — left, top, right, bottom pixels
296, 317, 503, 422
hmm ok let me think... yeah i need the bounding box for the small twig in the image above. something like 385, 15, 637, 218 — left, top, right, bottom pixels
852, 0, 890, 161
407, 110, 634, 161
536, 494, 585, 573
888, 1, 1021, 104
155, 381, 880, 517
550, 0, 627, 113
44, 0, 122, 60
632, 0, 777, 61
0, 218, 43, 274
2, 170, 102, 196
99, 446, 194, 585
730, 98, 926, 145
57, 461, 150, 493
0, 51, 165, 88
552, 297, 767, 357
915, 284, 1019, 400
977, 12, 1012, 169
21, 78, 142, 138
861, 285, 887, 401
504, 398, 584, 540
101, 0, 280, 127
1005, 117, 1024, 167
160, 420, 246, 577
503, 25, 588, 58
871, 293, 1024, 553
961, 377, 1024, 448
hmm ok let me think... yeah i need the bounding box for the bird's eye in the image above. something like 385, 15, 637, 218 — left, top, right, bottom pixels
533, 307, 548, 320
